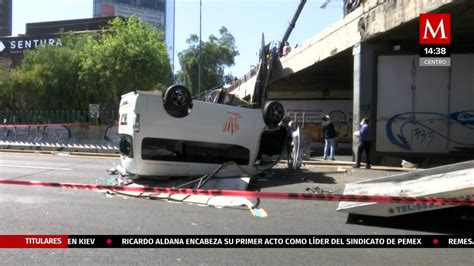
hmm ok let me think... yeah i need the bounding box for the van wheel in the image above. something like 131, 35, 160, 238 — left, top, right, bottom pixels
163, 85, 193, 118
263, 101, 284, 126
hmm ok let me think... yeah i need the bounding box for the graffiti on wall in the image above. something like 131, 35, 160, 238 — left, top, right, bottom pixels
1, 125, 119, 148
376, 54, 474, 154
279, 100, 353, 143
1, 126, 70, 144
385, 110, 474, 152
329, 110, 353, 139
289, 110, 353, 143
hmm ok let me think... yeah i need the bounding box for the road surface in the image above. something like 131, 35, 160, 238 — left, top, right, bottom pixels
0, 152, 473, 265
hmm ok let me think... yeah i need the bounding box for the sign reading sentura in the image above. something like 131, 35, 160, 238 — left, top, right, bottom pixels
0, 36, 62, 55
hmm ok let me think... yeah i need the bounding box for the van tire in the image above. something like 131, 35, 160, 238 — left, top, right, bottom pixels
263, 101, 284, 126
163, 85, 193, 118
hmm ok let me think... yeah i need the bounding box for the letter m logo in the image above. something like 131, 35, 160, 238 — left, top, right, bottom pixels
419, 14, 451, 44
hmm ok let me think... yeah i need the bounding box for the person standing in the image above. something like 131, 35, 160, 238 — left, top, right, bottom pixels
282, 41, 291, 56
321, 115, 337, 160
354, 118, 372, 168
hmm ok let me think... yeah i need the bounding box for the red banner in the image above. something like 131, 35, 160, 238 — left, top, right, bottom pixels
0, 235, 68, 248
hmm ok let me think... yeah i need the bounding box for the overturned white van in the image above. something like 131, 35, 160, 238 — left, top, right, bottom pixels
118, 85, 290, 178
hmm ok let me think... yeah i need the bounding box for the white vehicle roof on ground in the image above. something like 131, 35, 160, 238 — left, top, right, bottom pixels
118, 85, 297, 179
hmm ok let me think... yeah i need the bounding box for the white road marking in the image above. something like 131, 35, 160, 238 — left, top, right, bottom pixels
0, 164, 73, 171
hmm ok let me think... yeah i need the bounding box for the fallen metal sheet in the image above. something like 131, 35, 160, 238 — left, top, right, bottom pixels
99, 176, 266, 216
181, 176, 251, 206
337, 161, 474, 217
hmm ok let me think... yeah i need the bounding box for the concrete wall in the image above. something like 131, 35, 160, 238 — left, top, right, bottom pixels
361, 0, 455, 39
0, 124, 119, 152
352, 42, 393, 158
279, 100, 352, 143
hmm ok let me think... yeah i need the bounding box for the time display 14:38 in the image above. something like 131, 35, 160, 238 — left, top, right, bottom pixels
420, 45, 450, 57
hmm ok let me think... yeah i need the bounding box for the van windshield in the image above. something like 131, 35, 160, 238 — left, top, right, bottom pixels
119, 134, 134, 158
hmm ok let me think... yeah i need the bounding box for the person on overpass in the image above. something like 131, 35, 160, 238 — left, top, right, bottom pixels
282, 41, 291, 56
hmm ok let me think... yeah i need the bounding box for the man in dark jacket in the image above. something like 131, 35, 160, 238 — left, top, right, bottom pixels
321, 115, 337, 160
354, 117, 372, 168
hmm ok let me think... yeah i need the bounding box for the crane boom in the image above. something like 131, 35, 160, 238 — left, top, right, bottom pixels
278, 0, 307, 55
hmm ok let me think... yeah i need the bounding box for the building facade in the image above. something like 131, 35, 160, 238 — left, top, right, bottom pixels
0, 17, 114, 68
93, 0, 175, 73
0, 0, 12, 36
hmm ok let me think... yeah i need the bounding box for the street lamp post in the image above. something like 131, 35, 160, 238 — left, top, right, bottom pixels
198, 0, 202, 98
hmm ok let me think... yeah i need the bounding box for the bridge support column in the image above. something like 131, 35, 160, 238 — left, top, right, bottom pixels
352, 41, 392, 161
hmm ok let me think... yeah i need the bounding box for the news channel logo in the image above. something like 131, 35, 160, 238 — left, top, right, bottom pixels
419, 13, 451, 67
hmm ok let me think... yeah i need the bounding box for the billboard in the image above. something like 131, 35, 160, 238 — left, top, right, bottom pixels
0, 36, 62, 55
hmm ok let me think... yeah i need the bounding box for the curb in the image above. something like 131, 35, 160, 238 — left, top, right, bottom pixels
1, 149, 414, 171
0, 144, 118, 154
0, 149, 120, 158
279, 160, 418, 171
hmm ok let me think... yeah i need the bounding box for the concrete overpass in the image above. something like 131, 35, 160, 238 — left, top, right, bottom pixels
230, 0, 474, 163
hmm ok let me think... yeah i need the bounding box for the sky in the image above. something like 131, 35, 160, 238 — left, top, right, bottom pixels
11, 0, 343, 78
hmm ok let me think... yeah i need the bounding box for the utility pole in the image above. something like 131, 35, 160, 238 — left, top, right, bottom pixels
198, 0, 202, 98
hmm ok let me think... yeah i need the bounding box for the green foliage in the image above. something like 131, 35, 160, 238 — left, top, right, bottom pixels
0, 57, 11, 83
0, 57, 13, 108
1, 16, 170, 111
177, 26, 239, 95
9, 34, 86, 110
79, 16, 171, 106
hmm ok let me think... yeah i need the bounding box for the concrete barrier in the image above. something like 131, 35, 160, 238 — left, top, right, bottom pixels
0, 124, 119, 153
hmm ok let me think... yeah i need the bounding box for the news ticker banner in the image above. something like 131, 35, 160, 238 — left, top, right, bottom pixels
419, 13, 451, 67
0, 235, 473, 248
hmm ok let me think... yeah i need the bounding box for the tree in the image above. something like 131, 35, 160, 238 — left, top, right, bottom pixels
177, 26, 239, 96
4, 16, 171, 111
8, 34, 88, 110
0, 57, 13, 109
80, 16, 171, 107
